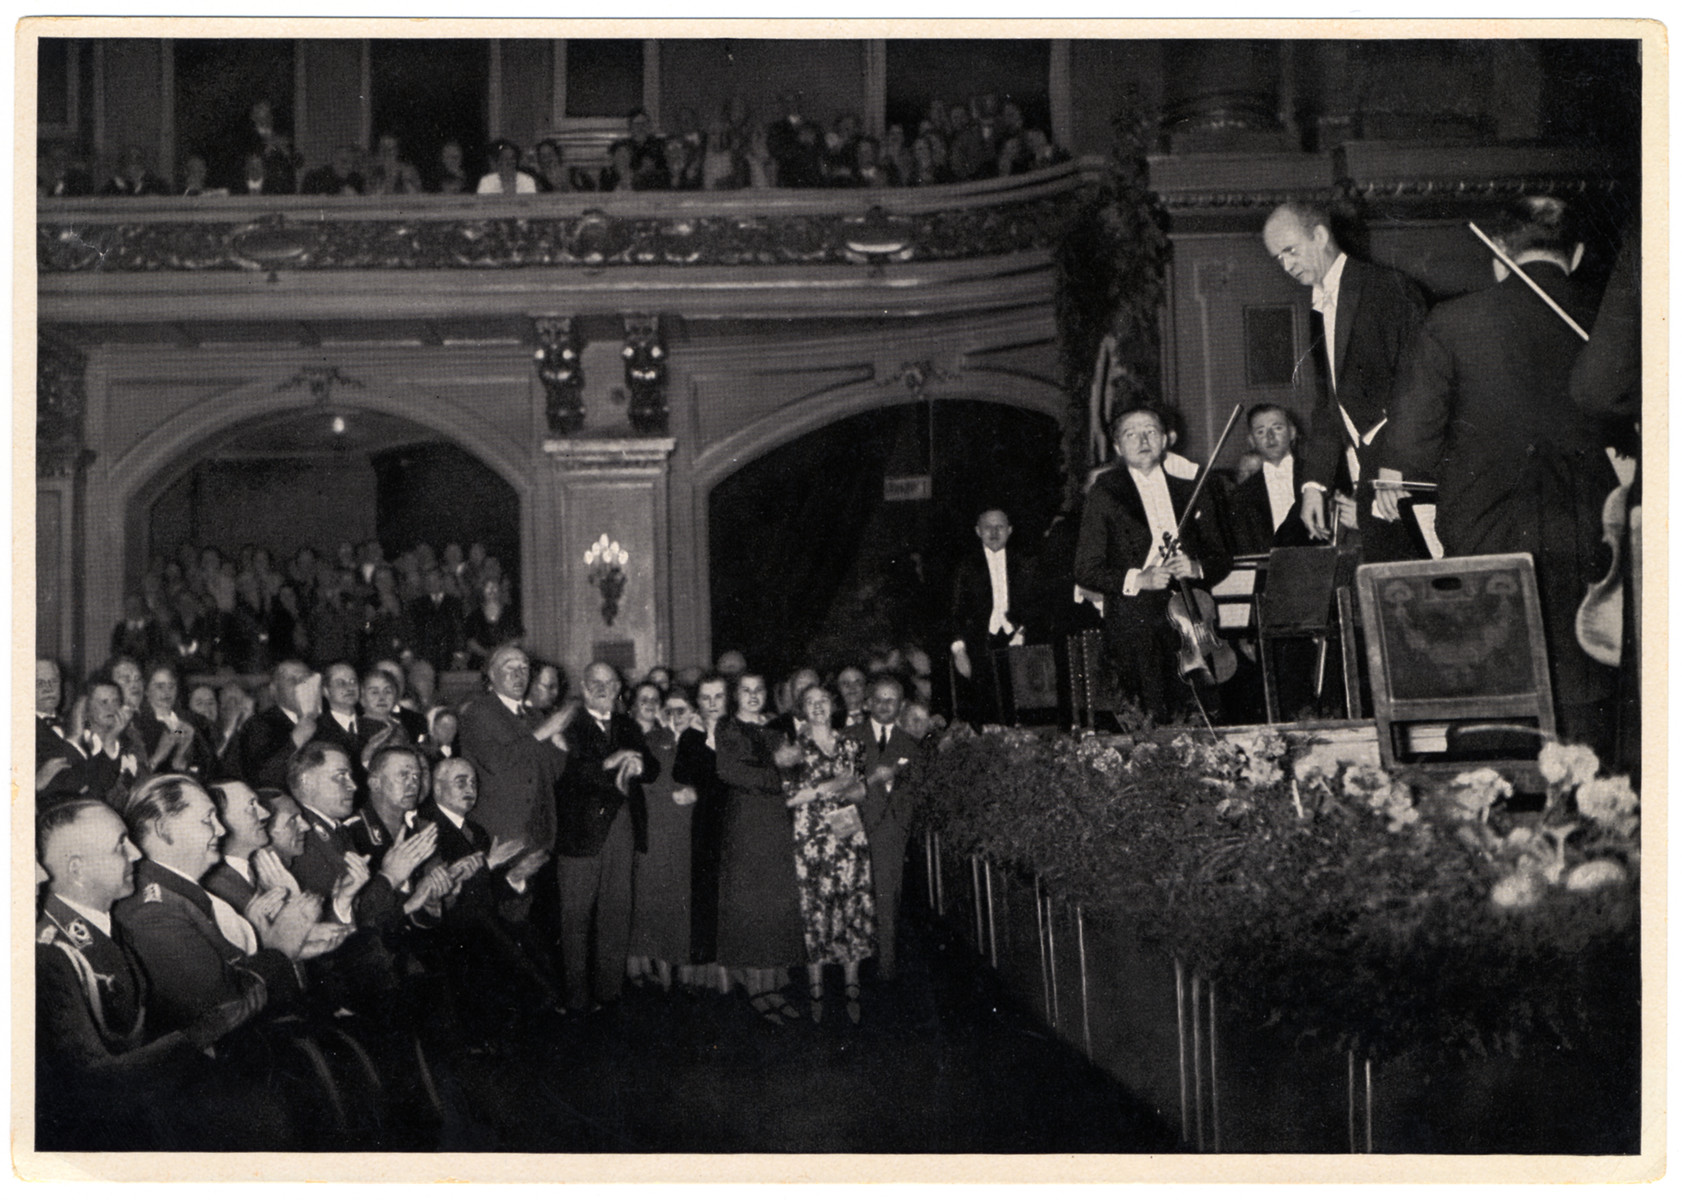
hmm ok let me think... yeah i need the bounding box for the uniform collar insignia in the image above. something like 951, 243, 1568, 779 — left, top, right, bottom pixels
66, 918, 92, 946
142, 881, 163, 903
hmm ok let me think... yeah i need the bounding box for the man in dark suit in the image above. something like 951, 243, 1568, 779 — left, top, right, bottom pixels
1075, 406, 1233, 721
1262, 201, 1429, 563
1381, 195, 1621, 752
456, 645, 571, 858
1228, 404, 1315, 556
36, 799, 268, 1150
203, 780, 271, 915
225, 660, 322, 791
850, 675, 922, 983
111, 593, 175, 666
554, 661, 657, 1013
948, 508, 1034, 726
406, 566, 465, 675
113, 775, 314, 1036
420, 757, 561, 1020
299, 143, 366, 195
36, 657, 90, 804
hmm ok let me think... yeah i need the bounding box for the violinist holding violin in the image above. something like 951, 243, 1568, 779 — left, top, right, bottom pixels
1075, 406, 1233, 722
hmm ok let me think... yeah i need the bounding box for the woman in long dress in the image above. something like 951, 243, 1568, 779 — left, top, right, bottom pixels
713, 673, 805, 1024
627, 683, 698, 992
783, 685, 875, 1024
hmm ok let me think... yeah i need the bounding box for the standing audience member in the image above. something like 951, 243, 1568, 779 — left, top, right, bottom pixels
627, 683, 698, 993
681, 673, 731, 990
554, 663, 657, 1014
714, 673, 804, 1023
849, 676, 920, 984
784, 684, 874, 1024
456, 646, 571, 865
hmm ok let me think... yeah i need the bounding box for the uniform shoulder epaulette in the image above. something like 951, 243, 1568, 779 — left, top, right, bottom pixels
141, 881, 162, 903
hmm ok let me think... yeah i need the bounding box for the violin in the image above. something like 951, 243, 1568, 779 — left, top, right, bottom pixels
1576, 477, 1631, 667
1161, 531, 1238, 686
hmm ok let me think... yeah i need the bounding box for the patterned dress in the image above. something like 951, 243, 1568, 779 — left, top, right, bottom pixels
786, 727, 876, 965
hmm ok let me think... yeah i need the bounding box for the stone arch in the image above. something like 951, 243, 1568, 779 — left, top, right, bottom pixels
670, 370, 1067, 671
690, 370, 1067, 495
84, 376, 536, 665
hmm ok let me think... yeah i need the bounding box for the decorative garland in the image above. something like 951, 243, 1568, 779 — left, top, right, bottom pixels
1052, 91, 1172, 507
905, 725, 1640, 1063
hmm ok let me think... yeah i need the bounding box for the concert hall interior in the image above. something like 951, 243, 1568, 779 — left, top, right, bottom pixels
28, 30, 1648, 1163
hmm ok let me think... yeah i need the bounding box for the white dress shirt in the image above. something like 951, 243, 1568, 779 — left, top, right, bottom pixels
984, 547, 1013, 636
1262, 454, 1298, 532
1122, 465, 1179, 596
1311, 253, 1348, 393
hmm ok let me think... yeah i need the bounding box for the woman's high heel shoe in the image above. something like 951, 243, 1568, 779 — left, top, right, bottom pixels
809, 984, 824, 1024
845, 983, 861, 1026
750, 991, 786, 1026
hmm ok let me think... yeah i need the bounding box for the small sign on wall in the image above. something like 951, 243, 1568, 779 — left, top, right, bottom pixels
884, 474, 932, 502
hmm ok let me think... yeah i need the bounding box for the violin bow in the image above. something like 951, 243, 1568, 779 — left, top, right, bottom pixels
1166, 401, 1247, 551
1468, 222, 1590, 341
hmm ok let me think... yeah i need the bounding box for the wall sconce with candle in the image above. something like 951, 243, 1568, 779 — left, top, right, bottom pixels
585, 534, 630, 625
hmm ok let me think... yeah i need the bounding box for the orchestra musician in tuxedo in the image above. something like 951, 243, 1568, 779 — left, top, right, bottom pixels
948, 508, 1035, 726
1228, 404, 1315, 556
1075, 406, 1233, 721
1380, 195, 1622, 753
1262, 201, 1429, 563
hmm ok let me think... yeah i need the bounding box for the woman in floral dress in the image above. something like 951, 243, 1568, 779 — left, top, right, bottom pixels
783, 684, 875, 1024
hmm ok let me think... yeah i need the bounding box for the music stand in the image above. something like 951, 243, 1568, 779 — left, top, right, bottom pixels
1354, 553, 1556, 789
1256, 545, 1344, 723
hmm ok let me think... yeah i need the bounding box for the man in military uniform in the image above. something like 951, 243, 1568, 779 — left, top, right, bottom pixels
37, 798, 266, 1148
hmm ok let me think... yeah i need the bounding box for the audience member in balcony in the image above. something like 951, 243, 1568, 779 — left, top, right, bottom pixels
39, 140, 95, 198
463, 577, 524, 670
906, 135, 952, 187
432, 140, 470, 194
178, 153, 226, 198
723, 94, 756, 155
231, 151, 279, 197
971, 92, 1002, 154
673, 106, 704, 154
700, 120, 746, 191
765, 92, 821, 189
627, 108, 665, 185
742, 126, 775, 190
854, 137, 898, 188
1022, 127, 1070, 171
300, 144, 366, 196
531, 138, 571, 193
999, 99, 1026, 143
882, 124, 913, 185
597, 139, 637, 194
663, 137, 703, 191
101, 145, 169, 197
239, 98, 301, 195
821, 113, 862, 185
946, 105, 987, 183
477, 139, 539, 195
366, 132, 424, 196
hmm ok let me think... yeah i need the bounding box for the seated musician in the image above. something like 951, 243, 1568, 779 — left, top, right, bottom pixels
1228, 404, 1315, 556
1074, 406, 1232, 722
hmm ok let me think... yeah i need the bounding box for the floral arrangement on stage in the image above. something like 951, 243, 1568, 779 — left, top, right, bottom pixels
905, 724, 1641, 1061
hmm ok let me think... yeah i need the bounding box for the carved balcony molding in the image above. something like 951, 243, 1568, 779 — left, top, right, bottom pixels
37, 161, 1103, 276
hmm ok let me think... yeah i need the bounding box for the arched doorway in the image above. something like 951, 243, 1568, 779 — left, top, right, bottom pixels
144, 408, 519, 587
708, 400, 1063, 681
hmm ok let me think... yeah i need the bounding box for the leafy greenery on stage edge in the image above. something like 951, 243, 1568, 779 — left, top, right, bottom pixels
906, 723, 1640, 1061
